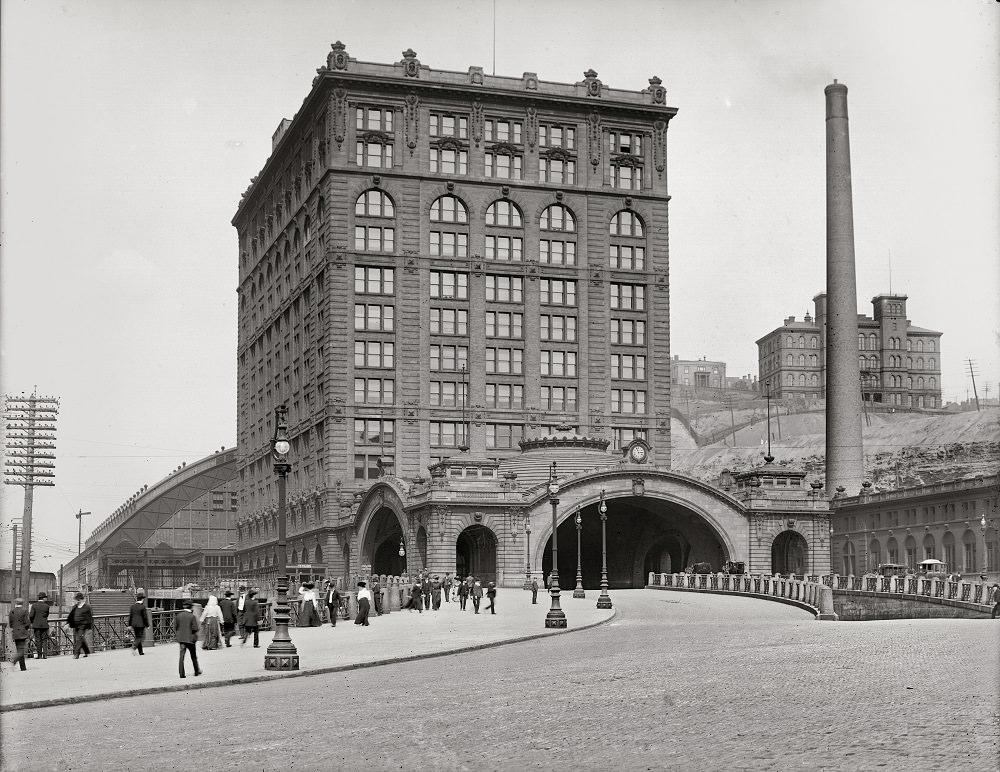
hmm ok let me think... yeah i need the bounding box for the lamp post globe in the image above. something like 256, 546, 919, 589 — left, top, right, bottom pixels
264, 405, 299, 671
544, 463, 567, 628
573, 511, 586, 598
596, 489, 612, 609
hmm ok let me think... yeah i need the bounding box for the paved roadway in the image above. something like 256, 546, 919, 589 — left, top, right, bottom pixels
2, 590, 997, 771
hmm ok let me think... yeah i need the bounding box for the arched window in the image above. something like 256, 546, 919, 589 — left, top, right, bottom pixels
907, 357, 913, 369
869, 333, 877, 349
354, 190, 396, 252
798, 354, 805, 366
798, 335, 805, 348
858, 334, 866, 350
858, 355, 866, 367
810, 336, 818, 348
929, 377, 936, 389
916, 357, 924, 370
927, 340, 935, 352
314, 544, 323, 564
811, 374, 819, 386
870, 356, 878, 369
928, 357, 935, 370
786, 373, 793, 386
485, 199, 524, 262
906, 339, 912, 351
304, 215, 312, 242
429, 194, 469, 257
293, 228, 301, 252
290, 549, 298, 565
540, 204, 577, 265
609, 210, 644, 238
917, 377, 925, 389
609, 210, 645, 272
810, 354, 817, 366
788, 354, 794, 366
916, 340, 924, 352
799, 374, 806, 386
788, 335, 795, 348
907, 376, 913, 389
301, 547, 310, 564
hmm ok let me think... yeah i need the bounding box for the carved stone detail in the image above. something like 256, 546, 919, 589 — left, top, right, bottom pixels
472, 101, 484, 146
525, 106, 538, 149
327, 41, 349, 71
404, 94, 419, 154
331, 88, 348, 149
653, 120, 668, 173
587, 112, 602, 168
401, 49, 421, 78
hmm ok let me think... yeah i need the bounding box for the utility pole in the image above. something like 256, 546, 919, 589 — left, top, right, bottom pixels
3, 392, 59, 599
76, 509, 92, 556
724, 394, 737, 448
967, 359, 980, 411
10, 521, 20, 595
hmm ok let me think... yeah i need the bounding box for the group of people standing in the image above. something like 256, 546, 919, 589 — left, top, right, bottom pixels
6, 591, 95, 671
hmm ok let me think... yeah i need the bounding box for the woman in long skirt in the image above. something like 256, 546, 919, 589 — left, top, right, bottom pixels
409, 581, 423, 613
354, 581, 371, 626
200, 595, 224, 650
297, 582, 321, 627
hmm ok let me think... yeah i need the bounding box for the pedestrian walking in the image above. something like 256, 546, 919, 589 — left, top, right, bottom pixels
422, 574, 432, 611
464, 575, 474, 610
372, 577, 383, 616
67, 592, 93, 659
443, 573, 453, 603
991, 584, 1000, 620
236, 585, 248, 639
200, 595, 224, 650
219, 591, 237, 647
324, 581, 341, 627
431, 575, 443, 611
240, 590, 261, 648
7, 597, 30, 672
531, 577, 539, 604
485, 581, 497, 614
174, 600, 202, 678
297, 582, 321, 627
128, 591, 152, 655
471, 578, 483, 614
29, 592, 51, 660
457, 577, 469, 610
408, 580, 423, 612
355, 581, 372, 626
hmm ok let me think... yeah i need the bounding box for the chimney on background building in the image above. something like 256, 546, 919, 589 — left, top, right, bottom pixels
824, 80, 864, 495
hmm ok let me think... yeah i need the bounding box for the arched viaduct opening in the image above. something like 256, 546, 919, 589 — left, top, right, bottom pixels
362, 506, 406, 576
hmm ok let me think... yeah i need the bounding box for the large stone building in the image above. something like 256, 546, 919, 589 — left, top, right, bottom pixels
232, 44, 833, 589
670, 356, 727, 391
757, 293, 943, 408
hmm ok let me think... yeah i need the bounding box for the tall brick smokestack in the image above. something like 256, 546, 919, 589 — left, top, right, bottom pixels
824, 80, 864, 496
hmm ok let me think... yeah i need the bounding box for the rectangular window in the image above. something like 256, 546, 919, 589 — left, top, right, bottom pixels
485, 152, 523, 179
430, 114, 469, 139
354, 418, 395, 446
430, 231, 469, 258
486, 275, 524, 303
540, 279, 577, 306
540, 314, 577, 342
611, 389, 647, 414
540, 350, 577, 377
430, 271, 469, 299
612, 354, 647, 380
486, 311, 523, 339
354, 453, 394, 480
354, 225, 394, 252
612, 164, 643, 190
430, 381, 468, 407
485, 119, 523, 144
538, 125, 576, 150
430, 147, 468, 175
430, 421, 469, 448
354, 266, 394, 295
611, 283, 645, 310
354, 304, 394, 331
610, 245, 645, 270
355, 141, 393, 168
609, 131, 643, 156
486, 383, 524, 409
539, 240, 576, 266
540, 385, 578, 411
354, 340, 395, 368
612, 427, 647, 450
485, 235, 523, 262
430, 308, 469, 336
486, 423, 524, 449
430, 345, 469, 372
486, 347, 523, 375
354, 378, 395, 404
539, 157, 576, 185
356, 107, 394, 132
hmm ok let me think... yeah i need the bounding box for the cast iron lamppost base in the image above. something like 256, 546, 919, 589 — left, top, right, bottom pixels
545, 462, 567, 628
264, 405, 299, 671
596, 488, 612, 609
573, 511, 586, 598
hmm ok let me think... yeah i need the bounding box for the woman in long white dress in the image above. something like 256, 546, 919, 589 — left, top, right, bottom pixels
200, 595, 225, 649
297, 582, 321, 627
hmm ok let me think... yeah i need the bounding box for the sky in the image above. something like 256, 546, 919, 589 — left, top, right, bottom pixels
1, 0, 997, 576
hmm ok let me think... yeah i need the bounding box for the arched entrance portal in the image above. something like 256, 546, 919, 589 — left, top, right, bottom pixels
772, 530, 809, 575
541, 495, 729, 589
362, 507, 406, 576
456, 525, 498, 584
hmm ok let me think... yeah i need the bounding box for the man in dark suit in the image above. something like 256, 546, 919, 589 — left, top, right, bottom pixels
240, 590, 261, 648
324, 581, 341, 627
29, 592, 51, 659
128, 591, 152, 655
421, 574, 432, 611
7, 597, 31, 671
174, 600, 202, 678
67, 592, 93, 659
219, 591, 237, 646
236, 585, 248, 638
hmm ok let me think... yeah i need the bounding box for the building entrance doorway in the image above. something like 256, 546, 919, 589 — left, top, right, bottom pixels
771, 530, 808, 575
362, 506, 406, 576
455, 525, 497, 584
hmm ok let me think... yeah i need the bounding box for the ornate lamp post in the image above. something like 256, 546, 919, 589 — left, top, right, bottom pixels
264, 405, 298, 671
544, 462, 567, 628
399, 539, 406, 576
573, 511, 586, 598
523, 518, 532, 590
596, 489, 612, 609
981, 514, 989, 578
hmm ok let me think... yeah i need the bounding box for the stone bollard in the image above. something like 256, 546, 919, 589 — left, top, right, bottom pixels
380, 583, 390, 615
346, 591, 358, 620
816, 584, 838, 621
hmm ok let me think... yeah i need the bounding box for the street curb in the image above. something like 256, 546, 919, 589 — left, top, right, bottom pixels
1, 608, 617, 713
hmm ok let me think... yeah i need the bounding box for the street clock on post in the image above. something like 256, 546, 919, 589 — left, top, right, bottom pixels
624, 438, 651, 465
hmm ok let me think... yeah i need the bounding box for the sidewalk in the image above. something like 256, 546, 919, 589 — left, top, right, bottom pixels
0, 589, 614, 711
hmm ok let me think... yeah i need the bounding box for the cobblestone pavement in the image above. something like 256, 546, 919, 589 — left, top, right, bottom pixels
2, 590, 997, 771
